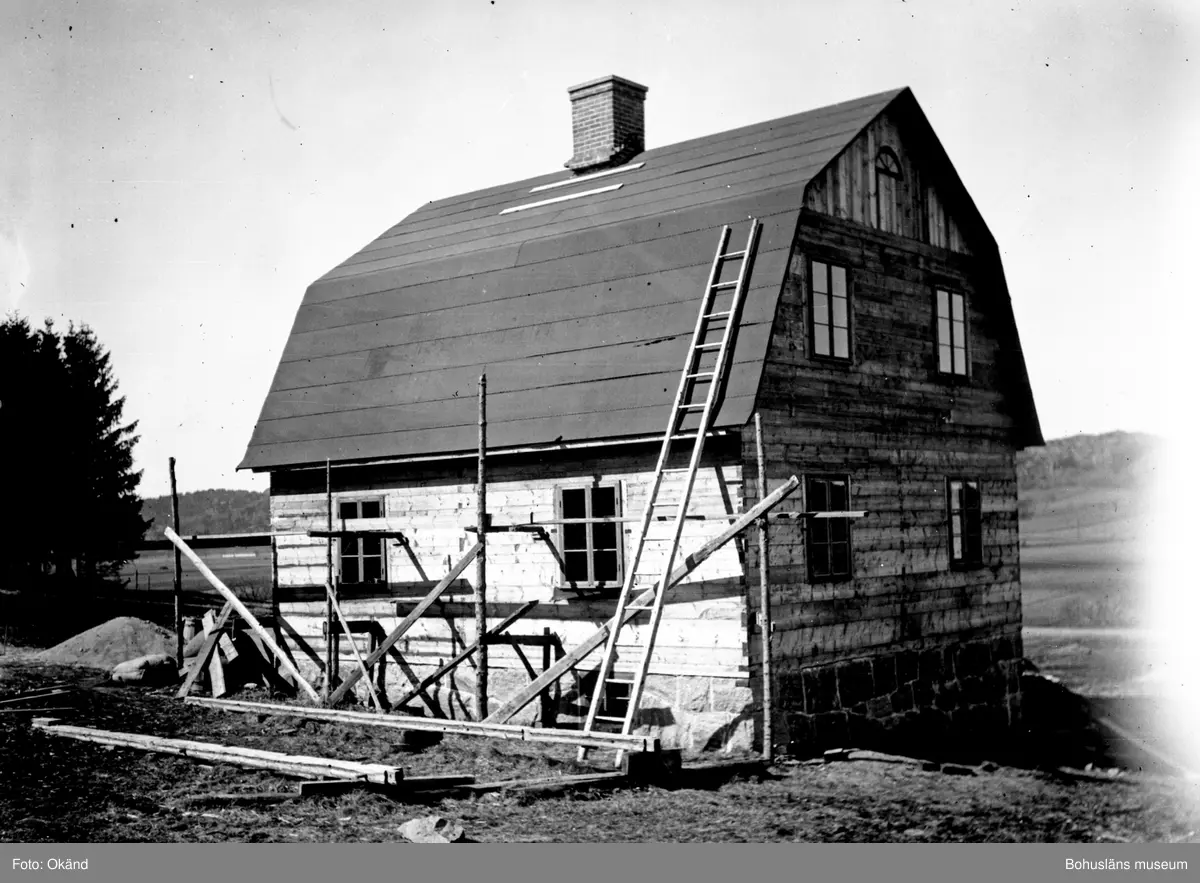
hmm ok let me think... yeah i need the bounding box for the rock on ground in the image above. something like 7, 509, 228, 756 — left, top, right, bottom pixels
398, 816, 466, 843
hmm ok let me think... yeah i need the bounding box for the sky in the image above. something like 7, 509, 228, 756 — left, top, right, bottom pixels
2, 0, 1197, 498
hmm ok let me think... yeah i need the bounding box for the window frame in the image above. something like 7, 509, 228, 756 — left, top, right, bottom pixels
336, 497, 387, 587
555, 483, 625, 592
934, 287, 970, 378
804, 475, 854, 583
807, 258, 853, 364
946, 477, 984, 569
874, 146, 903, 234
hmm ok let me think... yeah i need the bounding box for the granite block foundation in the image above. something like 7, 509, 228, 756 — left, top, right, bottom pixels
776, 631, 1023, 760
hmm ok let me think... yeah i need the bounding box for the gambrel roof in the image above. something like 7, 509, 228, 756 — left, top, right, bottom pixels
240, 87, 1040, 470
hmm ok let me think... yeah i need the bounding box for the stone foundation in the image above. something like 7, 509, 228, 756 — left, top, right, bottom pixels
775, 632, 1023, 760
290, 653, 756, 757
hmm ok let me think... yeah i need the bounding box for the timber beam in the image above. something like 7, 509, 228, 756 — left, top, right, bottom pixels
186, 697, 659, 753
32, 718, 402, 784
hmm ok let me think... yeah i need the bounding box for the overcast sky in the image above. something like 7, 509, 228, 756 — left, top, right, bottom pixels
2, 0, 1196, 498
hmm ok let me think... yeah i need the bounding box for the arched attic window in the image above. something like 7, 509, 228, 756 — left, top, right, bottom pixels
875, 147, 903, 234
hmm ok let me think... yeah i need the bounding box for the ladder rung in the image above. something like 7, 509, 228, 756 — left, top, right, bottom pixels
718, 249, 747, 260
606, 678, 635, 686
711, 280, 739, 290
695, 343, 723, 351
685, 371, 715, 380
595, 715, 626, 723
625, 605, 655, 612
680, 404, 708, 411
703, 310, 733, 320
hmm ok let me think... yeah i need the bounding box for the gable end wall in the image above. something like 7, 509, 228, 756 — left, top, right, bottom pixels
741, 209, 1024, 759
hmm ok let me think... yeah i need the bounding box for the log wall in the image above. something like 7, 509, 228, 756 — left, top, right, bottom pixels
741, 207, 1025, 758
269, 444, 757, 754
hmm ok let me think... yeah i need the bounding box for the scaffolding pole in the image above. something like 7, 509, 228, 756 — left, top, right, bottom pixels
476, 372, 488, 720
324, 459, 335, 701
755, 413, 773, 763
169, 457, 183, 669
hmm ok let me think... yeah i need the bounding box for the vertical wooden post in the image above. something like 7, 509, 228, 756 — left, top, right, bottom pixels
541, 626, 552, 726
269, 532, 281, 695
325, 459, 335, 702
169, 457, 183, 669
475, 372, 488, 720
755, 413, 773, 763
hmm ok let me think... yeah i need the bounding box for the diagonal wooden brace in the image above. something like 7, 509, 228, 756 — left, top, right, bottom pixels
392, 600, 539, 709
176, 601, 234, 699
485, 475, 800, 723
165, 527, 321, 703
328, 541, 481, 706
324, 582, 384, 713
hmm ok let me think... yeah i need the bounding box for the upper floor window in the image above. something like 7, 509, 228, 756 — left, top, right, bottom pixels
935, 289, 968, 376
338, 498, 386, 585
805, 475, 853, 582
947, 478, 983, 567
875, 147, 903, 234
810, 260, 850, 361
558, 484, 624, 591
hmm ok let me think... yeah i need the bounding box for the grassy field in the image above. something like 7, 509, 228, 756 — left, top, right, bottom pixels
1019, 482, 1149, 630
122, 549, 271, 601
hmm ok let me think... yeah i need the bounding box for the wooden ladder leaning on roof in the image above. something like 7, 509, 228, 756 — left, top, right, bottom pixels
577, 219, 762, 765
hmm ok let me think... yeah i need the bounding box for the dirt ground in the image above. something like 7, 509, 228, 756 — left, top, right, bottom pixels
1, 655, 1197, 844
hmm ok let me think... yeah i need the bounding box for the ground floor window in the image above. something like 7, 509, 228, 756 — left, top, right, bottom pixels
805, 475, 853, 581
557, 484, 623, 590
338, 498, 385, 585
947, 478, 983, 566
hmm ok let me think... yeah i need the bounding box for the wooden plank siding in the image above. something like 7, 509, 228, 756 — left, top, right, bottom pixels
804, 108, 970, 255
270, 445, 751, 687
740, 206, 1024, 684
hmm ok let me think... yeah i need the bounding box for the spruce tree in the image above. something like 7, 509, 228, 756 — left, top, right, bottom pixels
0, 316, 148, 585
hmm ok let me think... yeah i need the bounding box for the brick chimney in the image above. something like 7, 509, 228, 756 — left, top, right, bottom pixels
565, 75, 648, 173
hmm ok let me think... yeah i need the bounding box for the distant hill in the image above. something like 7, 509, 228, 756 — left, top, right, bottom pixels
140, 489, 269, 537
1016, 430, 1160, 492
1016, 430, 1158, 536
1016, 431, 1157, 627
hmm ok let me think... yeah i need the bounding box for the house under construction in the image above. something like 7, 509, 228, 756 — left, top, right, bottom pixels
238, 76, 1041, 758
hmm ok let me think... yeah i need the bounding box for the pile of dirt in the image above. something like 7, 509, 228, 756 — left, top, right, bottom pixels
35, 617, 174, 670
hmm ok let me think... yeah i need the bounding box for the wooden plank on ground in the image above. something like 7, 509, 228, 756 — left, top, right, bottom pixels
0, 689, 75, 707
0, 706, 75, 715
328, 541, 481, 706
298, 773, 475, 797
186, 696, 657, 753
31, 719, 403, 785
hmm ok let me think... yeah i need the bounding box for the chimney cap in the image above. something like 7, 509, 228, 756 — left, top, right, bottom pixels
567, 74, 649, 97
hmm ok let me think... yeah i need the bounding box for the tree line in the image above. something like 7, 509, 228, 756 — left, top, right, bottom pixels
141, 489, 269, 537
0, 316, 147, 585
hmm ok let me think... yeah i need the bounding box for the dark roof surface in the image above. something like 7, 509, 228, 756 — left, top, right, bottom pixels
240, 88, 914, 470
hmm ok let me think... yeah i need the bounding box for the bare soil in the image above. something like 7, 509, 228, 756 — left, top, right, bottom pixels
34, 617, 175, 670
1, 657, 1197, 843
